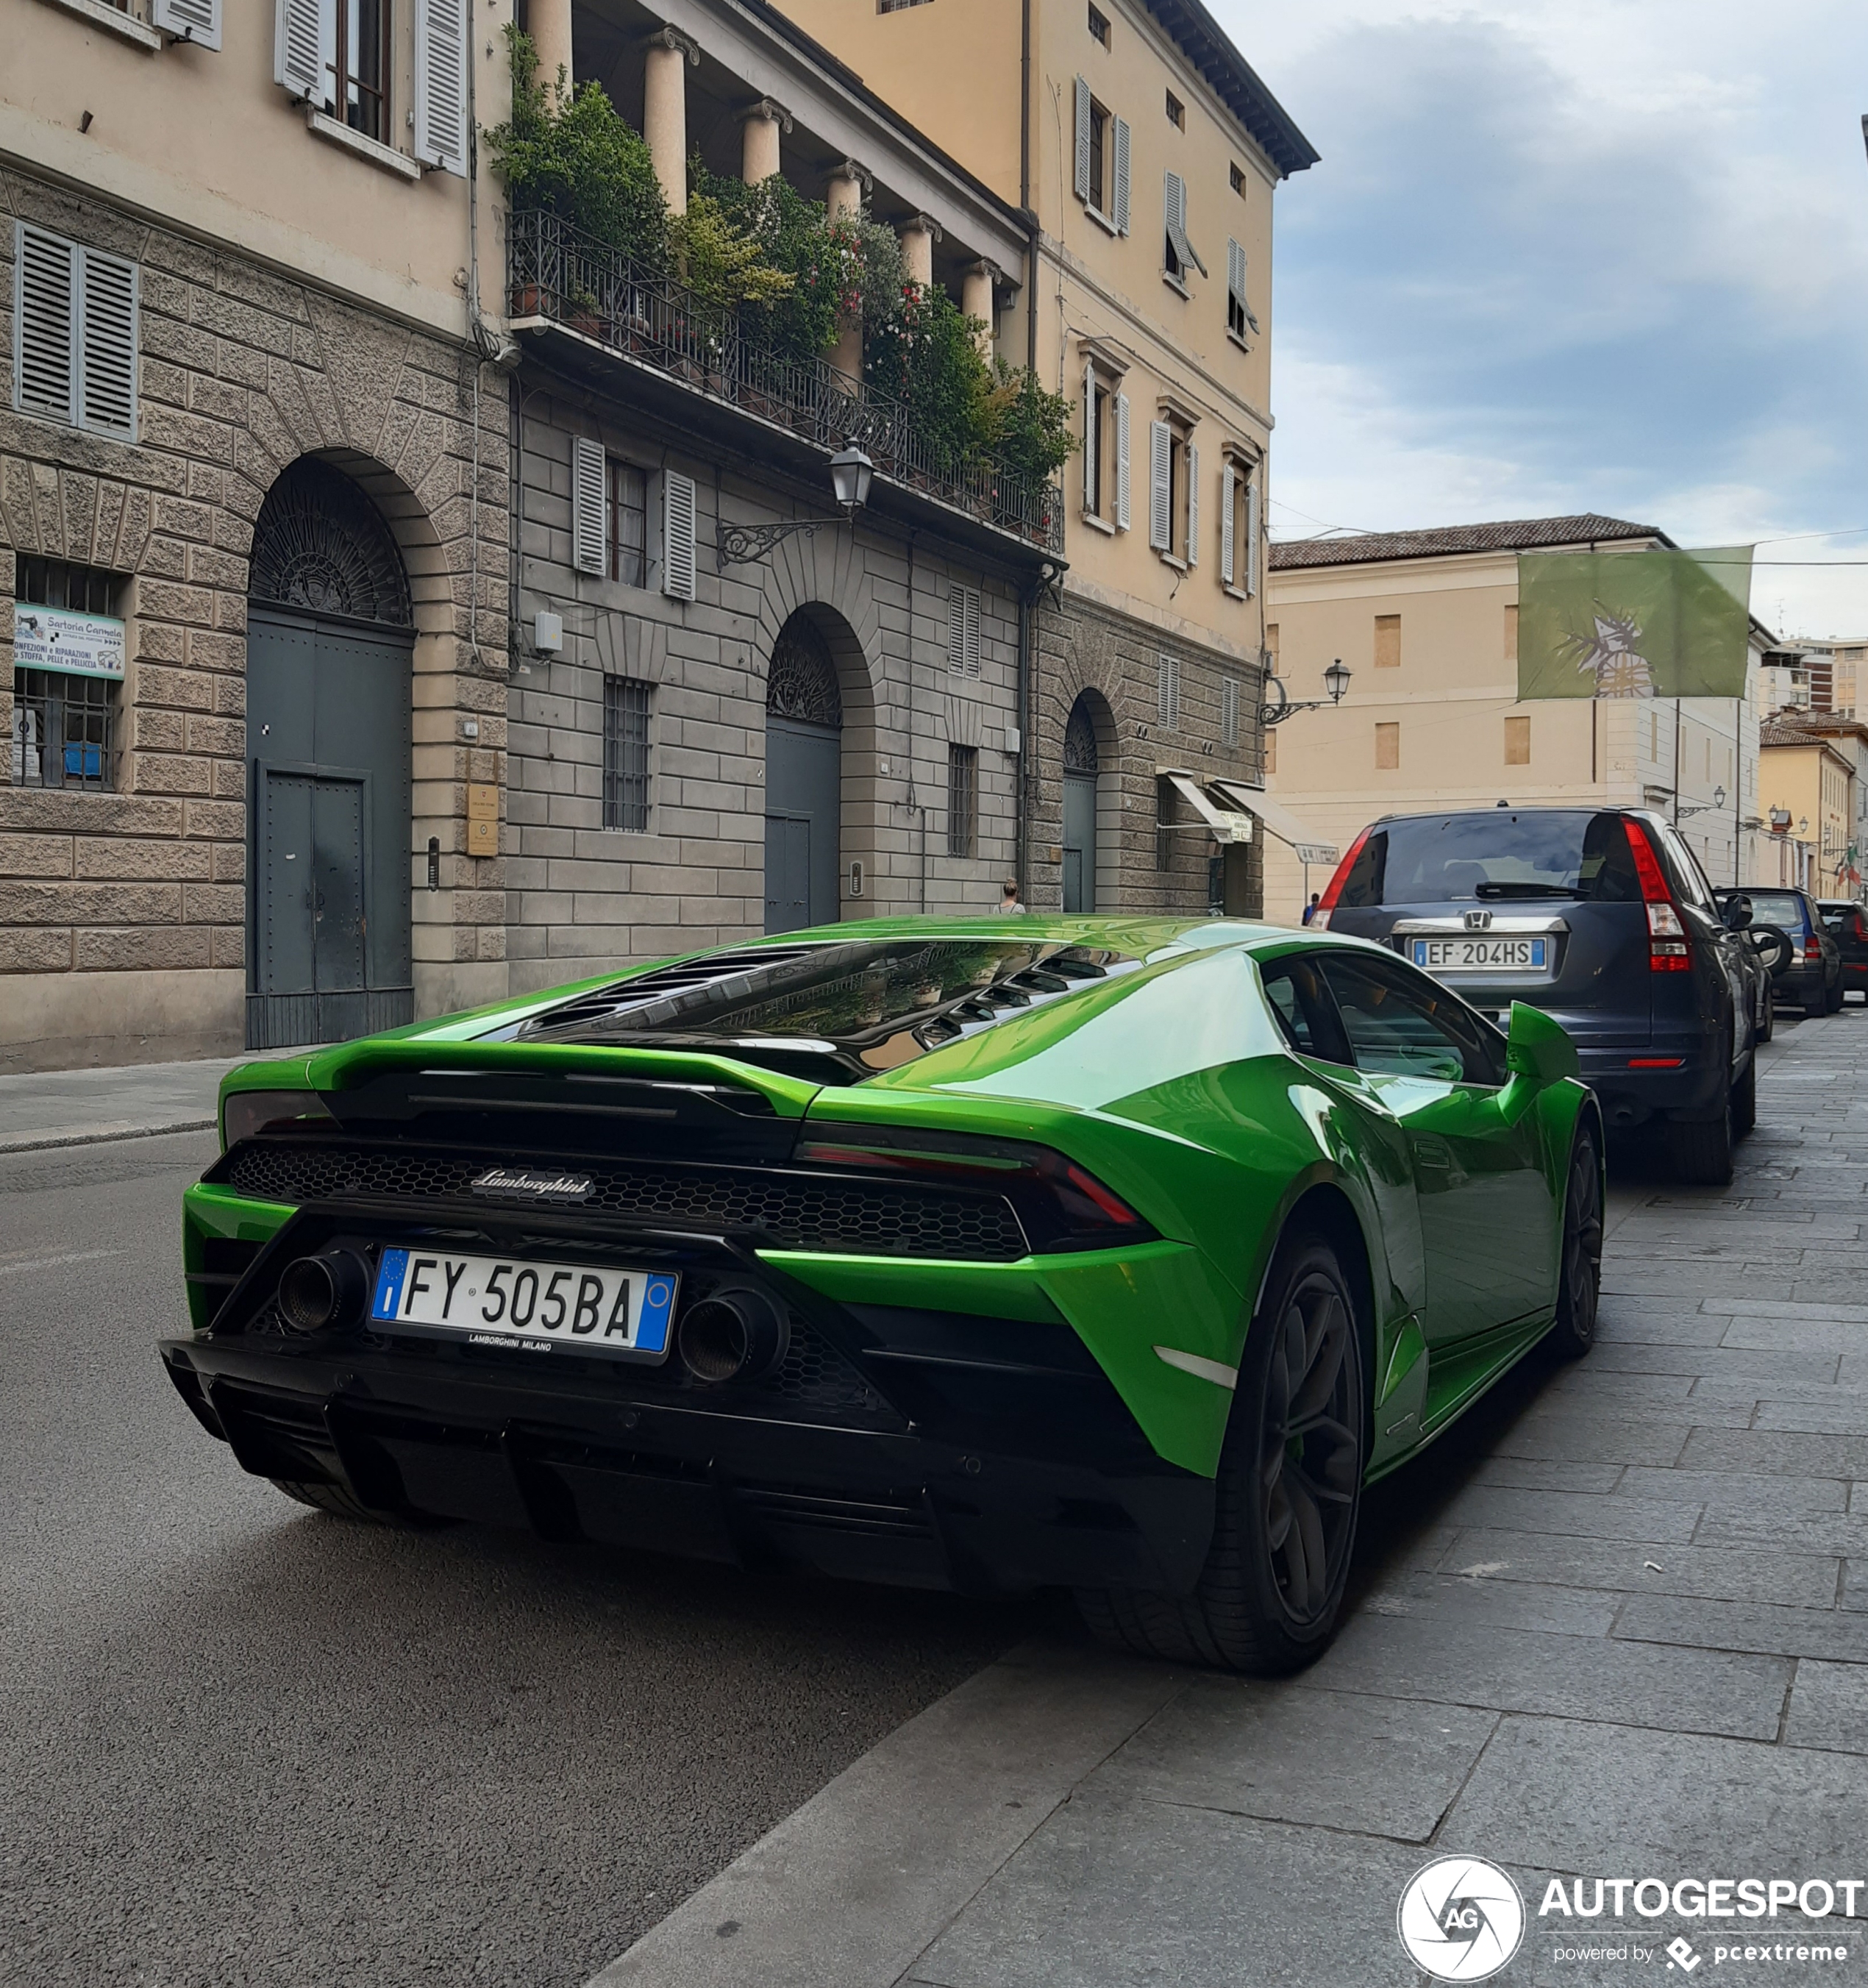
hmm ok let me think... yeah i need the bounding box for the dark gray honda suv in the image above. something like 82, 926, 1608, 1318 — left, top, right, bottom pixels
1313, 806, 1762, 1185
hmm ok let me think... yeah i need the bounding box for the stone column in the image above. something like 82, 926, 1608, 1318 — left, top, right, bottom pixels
825, 160, 870, 385
738, 96, 791, 183
643, 26, 699, 215
530, 0, 573, 98
899, 213, 941, 291
963, 260, 999, 358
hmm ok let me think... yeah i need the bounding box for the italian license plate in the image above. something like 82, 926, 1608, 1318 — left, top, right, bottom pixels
1411, 937, 1549, 974
370, 1247, 677, 1360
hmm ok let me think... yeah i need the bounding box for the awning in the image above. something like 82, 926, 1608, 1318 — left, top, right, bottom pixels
1163, 772, 1253, 845
1211, 781, 1341, 866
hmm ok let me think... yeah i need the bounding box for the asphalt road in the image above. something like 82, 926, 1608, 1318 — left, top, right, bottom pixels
0, 1130, 1047, 1988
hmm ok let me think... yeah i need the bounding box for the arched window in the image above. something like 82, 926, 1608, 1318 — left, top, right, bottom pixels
1064, 696, 1099, 774
250, 457, 412, 626
766, 615, 843, 727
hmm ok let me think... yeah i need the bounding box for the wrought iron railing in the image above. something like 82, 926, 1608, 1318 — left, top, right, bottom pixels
509, 207, 1064, 557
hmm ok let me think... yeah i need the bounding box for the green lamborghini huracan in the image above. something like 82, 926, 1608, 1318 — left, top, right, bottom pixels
164, 917, 1602, 1675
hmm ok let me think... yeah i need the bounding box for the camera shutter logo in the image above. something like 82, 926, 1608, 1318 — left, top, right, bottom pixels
1397, 1856, 1525, 1981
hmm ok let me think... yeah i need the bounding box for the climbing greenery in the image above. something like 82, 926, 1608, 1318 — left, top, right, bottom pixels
485, 26, 669, 270
492, 60, 1074, 491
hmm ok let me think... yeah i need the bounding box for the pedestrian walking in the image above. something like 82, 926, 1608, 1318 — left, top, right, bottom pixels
995, 878, 1028, 915
1301, 892, 1321, 925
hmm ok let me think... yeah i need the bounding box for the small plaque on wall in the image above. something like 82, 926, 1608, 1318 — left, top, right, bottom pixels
467, 816, 498, 855
467, 783, 499, 822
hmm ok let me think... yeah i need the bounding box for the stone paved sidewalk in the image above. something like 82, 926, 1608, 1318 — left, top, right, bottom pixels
0, 1046, 319, 1153
600, 1005, 1868, 1988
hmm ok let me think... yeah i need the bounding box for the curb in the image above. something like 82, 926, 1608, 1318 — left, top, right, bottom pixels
0, 1118, 216, 1157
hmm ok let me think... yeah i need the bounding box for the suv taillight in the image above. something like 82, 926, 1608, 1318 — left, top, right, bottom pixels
1310, 825, 1372, 933
1805, 933, 1823, 961
1623, 820, 1692, 973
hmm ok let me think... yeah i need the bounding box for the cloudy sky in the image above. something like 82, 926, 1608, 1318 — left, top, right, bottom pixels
1213, 0, 1868, 636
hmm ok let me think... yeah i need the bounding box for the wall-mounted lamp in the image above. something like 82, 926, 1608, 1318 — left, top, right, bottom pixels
1261, 657, 1352, 727
719, 449, 873, 568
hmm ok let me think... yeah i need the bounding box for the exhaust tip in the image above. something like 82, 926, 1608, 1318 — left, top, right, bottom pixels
677, 1286, 788, 1385
277, 1250, 369, 1335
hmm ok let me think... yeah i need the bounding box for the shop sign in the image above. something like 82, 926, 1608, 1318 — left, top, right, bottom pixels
12, 603, 126, 680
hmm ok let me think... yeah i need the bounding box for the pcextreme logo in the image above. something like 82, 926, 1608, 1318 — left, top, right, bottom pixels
1398, 1856, 1527, 1981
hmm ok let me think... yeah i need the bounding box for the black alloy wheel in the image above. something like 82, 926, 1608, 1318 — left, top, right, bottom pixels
1076, 1235, 1366, 1675
1732, 1057, 1757, 1138
1550, 1127, 1603, 1360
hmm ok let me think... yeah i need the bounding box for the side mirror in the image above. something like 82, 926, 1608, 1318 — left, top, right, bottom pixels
1505, 1001, 1580, 1083
1722, 894, 1753, 931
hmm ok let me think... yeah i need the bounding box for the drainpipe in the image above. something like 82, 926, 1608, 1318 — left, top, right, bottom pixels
1017, 0, 1036, 900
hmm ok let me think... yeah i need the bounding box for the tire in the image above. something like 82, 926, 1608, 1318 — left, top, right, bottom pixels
1731, 1056, 1756, 1138
271, 1478, 390, 1522
1077, 1236, 1366, 1675
1548, 1125, 1603, 1361
1669, 1086, 1734, 1187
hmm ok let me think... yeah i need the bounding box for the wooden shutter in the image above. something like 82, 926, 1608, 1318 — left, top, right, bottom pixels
1148, 421, 1171, 552
947, 584, 981, 678
662, 469, 698, 602
1073, 78, 1091, 202
571, 437, 607, 577
1245, 473, 1261, 596
1111, 116, 1131, 234
1157, 654, 1180, 732
76, 247, 138, 441
1113, 391, 1130, 530
1219, 462, 1236, 587
1222, 676, 1240, 749
274, 0, 328, 101
153, 0, 221, 49
414, 0, 469, 176
1082, 362, 1097, 512
14, 223, 76, 426
1185, 443, 1199, 566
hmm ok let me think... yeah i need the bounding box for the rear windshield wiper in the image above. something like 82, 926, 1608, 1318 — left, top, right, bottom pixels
1472, 882, 1587, 899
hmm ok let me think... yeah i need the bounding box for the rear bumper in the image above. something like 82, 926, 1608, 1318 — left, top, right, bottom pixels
1784, 964, 1834, 1006
1576, 1045, 1728, 1128
158, 1330, 1215, 1597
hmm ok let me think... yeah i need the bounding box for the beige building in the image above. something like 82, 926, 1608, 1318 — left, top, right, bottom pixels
1261, 516, 1780, 922
4, 0, 513, 1068
1758, 718, 1862, 899
775, 0, 1319, 914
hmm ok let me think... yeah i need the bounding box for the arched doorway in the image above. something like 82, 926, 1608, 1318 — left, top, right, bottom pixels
764, 612, 844, 933
246, 457, 414, 1049
1062, 694, 1101, 913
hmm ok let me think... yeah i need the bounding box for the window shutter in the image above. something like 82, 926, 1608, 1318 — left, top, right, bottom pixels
1186, 443, 1199, 566
413, 0, 469, 176
662, 469, 698, 602
274, 0, 327, 101
966, 588, 981, 677
1082, 362, 1097, 512
571, 437, 607, 577
1073, 78, 1091, 202
1222, 676, 1240, 749
14, 224, 76, 426
153, 0, 221, 49
1228, 238, 1245, 307
76, 247, 138, 441
1219, 462, 1236, 587
1157, 654, 1180, 733
1148, 420, 1171, 552
948, 587, 965, 674
1111, 116, 1131, 234
1113, 391, 1130, 530
1166, 171, 1185, 241
1246, 472, 1261, 596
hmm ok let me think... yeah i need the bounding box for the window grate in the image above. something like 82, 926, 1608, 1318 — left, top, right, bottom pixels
947, 744, 977, 858
11, 669, 114, 791
602, 676, 650, 831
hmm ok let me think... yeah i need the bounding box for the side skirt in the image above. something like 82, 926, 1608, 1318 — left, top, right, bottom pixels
1361, 1312, 1555, 1486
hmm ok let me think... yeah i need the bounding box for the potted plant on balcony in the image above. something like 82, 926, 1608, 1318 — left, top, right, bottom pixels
486, 24, 669, 319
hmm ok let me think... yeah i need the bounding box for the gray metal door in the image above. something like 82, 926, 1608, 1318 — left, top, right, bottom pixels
1063, 770, 1098, 913
247, 608, 412, 1047
766, 716, 840, 934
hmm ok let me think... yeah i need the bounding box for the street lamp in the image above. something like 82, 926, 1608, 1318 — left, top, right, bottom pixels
1262, 656, 1352, 727
718, 447, 874, 568
1769, 808, 1792, 833
1677, 783, 1728, 819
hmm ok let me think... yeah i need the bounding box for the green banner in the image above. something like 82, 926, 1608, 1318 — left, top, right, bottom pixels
1517, 546, 1753, 699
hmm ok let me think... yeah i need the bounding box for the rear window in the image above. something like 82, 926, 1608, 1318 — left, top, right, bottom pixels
1336, 810, 1641, 908
1747, 891, 1809, 931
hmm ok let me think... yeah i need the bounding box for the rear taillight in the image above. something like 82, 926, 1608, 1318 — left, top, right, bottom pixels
792, 1130, 1154, 1254
1311, 825, 1373, 932
1623, 820, 1693, 974
1805, 934, 1822, 961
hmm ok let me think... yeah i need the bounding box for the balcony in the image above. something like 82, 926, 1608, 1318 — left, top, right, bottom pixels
508, 208, 1064, 561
